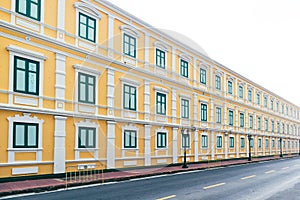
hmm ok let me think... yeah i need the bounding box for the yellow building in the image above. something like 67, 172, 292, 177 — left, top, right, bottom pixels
0, 0, 299, 178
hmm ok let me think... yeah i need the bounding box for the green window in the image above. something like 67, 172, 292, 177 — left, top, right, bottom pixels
201, 103, 207, 121
266, 138, 269, 148
249, 115, 253, 129
78, 127, 95, 148
16, 0, 41, 21
258, 138, 262, 148
79, 13, 96, 42
282, 105, 284, 114
14, 56, 39, 95
200, 68, 206, 84
123, 34, 136, 58
282, 123, 285, 133
13, 122, 38, 148
250, 138, 254, 148
216, 107, 222, 124
180, 60, 189, 78
240, 113, 244, 127
156, 49, 165, 69
124, 130, 137, 148
229, 137, 234, 148
215, 75, 221, 90
248, 90, 252, 102
201, 135, 208, 148
286, 107, 288, 116
277, 122, 280, 133
181, 99, 189, 119
276, 102, 279, 112
240, 137, 245, 148
229, 110, 234, 126
217, 136, 222, 148
182, 134, 190, 148
156, 92, 166, 115
264, 96, 267, 108
78, 73, 95, 104
270, 100, 274, 110
228, 81, 232, 94
123, 84, 136, 111
256, 93, 260, 105
265, 119, 268, 131
157, 132, 167, 148
257, 117, 261, 130
271, 121, 274, 132
272, 139, 275, 148
239, 86, 243, 98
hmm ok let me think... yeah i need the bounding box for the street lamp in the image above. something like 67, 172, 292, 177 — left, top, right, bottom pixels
280, 138, 283, 158
298, 140, 300, 156
181, 128, 189, 168
248, 134, 252, 161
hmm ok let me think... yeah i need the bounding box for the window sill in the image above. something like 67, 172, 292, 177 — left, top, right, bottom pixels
122, 148, 138, 150
75, 148, 98, 151
155, 147, 168, 150
7, 148, 43, 151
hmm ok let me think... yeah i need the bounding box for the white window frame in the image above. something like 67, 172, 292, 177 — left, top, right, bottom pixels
155, 127, 168, 150
120, 77, 140, 118
180, 97, 190, 119
154, 86, 169, 116
122, 125, 139, 150
7, 113, 44, 163
120, 25, 140, 64
154, 41, 169, 70
201, 133, 208, 148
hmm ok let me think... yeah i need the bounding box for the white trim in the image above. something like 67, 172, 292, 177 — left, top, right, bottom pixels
7, 113, 44, 163
122, 124, 139, 150
179, 53, 191, 62
155, 127, 169, 150
6, 45, 47, 60
120, 25, 140, 38
74, 2, 102, 19
153, 41, 169, 52
74, 119, 99, 161
121, 26, 139, 65
120, 77, 141, 86
154, 86, 169, 94
12, 167, 38, 175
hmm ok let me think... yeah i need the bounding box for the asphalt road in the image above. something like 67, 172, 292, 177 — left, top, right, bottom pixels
3, 158, 300, 200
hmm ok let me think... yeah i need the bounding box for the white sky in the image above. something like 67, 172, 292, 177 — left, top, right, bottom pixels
107, 0, 300, 106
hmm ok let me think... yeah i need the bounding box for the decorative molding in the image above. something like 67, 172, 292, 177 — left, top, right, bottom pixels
179, 93, 191, 100
73, 64, 102, 75
154, 86, 169, 94
6, 45, 47, 60
120, 25, 140, 38
120, 77, 141, 86
154, 41, 169, 52
74, 2, 102, 19
179, 53, 191, 62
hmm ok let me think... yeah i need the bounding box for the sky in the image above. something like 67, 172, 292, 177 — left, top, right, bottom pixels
107, 0, 300, 106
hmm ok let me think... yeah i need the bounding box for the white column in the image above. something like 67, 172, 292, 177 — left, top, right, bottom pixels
236, 133, 239, 158
107, 68, 115, 116
193, 57, 197, 87
108, 14, 115, 58
172, 88, 177, 124
144, 125, 151, 166
211, 132, 215, 160
144, 80, 150, 120
56, 0, 65, 41
254, 112, 257, 130
193, 93, 198, 125
172, 47, 176, 78
223, 103, 227, 128
54, 116, 67, 174
172, 127, 178, 163
144, 32, 150, 69
209, 65, 213, 91
235, 106, 239, 131
223, 72, 227, 94
194, 130, 199, 162
224, 132, 228, 159
55, 53, 66, 110
210, 99, 214, 128
107, 121, 116, 169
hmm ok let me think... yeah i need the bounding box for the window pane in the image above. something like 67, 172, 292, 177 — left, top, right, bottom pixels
131, 133, 136, 147
88, 27, 95, 41
80, 15, 86, 24
157, 134, 161, 147
79, 83, 86, 101
88, 85, 94, 102
80, 24, 86, 38
17, 59, 26, 69
125, 132, 130, 147
124, 93, 129, 108
27, 125, 37, 146
18, 0, 27, 14
28, 72, 37, 93
88, 129, 94, 147
88, 19, 95, 27
80, 129, 86, 146
16, 70, 25, 91
15, 125, 25, 146
30, 4, 38, 19
28, 63, 37, 72
130, 94, 135, 109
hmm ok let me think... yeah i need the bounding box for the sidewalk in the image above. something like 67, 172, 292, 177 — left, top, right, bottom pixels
0, 156, 293, 197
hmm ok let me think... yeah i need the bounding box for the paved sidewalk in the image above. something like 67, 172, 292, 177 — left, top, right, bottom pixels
0, 156, 292, 197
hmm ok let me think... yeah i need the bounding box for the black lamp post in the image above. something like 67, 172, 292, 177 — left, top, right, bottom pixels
248, 134, 252, 161
182, 129, 189, 168
280, 138, 283, 158
298, 140, 300, 156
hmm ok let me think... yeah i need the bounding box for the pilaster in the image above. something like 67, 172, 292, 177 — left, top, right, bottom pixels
55, 53, 66, 110
108, 14, 115, 58
144, 125, 151, 166
194, 130, 199, 162
144, 80, 150, 120
172, 127, 178, 163
107, 121, 116, 169
107, 68, 115, 116
54, 116, 67, 174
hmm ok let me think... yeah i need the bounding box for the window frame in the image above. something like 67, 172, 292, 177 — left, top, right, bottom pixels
78, 72, 96, 104
240, 112, 244, 128
123, 130, 137, 149
201, 134, 208, 148
216, 136, 222, 148
229, 136, 234, 148
201, 103, 208, 122
182, 133, 190, 148
216, 107, 222, 124
249, 115, 253, 129
181, 99, 189, 119
200, 68, 207, 84
156, 92, 167, 115
238, 86, 244, 98
228, 110, 234, 126
227, 80, 232, 94
16, 0, 41, 21
215, 75, 221, 90
13, 122, 38, 148
155, 48, 166, 69
240, 137, 245, 148
78, 127, 96, 148
157, 132, 167, 149
123, 33, 137, 58
248, 90, 252, 102
123, 84, 137, 111
180, 59, 189, 78
78, 12, 96, 43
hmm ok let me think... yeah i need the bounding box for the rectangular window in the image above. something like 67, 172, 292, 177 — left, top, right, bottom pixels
123, 34, 136, 58
249, 115, 253, 129
13, 122, 38, 148
228, 81, 232, 94
156, 92, 166, 115
258, 138, 262, 148
180, 60, 189, 78
229, 110, 234, 126
240, 137, 245, 148
182, 134, 190, 148
239, 86, 243, 98
124, 130, 137, 148
78, 127, 96, 148
200, 68, 206, 84
250, 138, 254, 148
201, 103, 207, 121
201, 135, 208, 148
272, 139, 275, 148
248, 90, 252, 102
156, 49, 166, 69
266, 138, 269, 148
215, 75, 221, 90
258, 117, 261, 130
229, 137, 234, 148
282, 123, 285, 133
240, 113, 244, 127
277, 122, 280, 133
264, 96, 267, 108
217, 136, 222, 148
282, 105, 284, 114
271, 121, 274, 132
265, 119, 268, 131
16, 0, 41, 21
14, 56, 39, 95
123, 84, 136, 111
256, 93, 260, 105
78, 73, 95, 104
79, 13, 96, 42
276, 102, 279, 112
157, 132, 167, 148
181, 99, 189, 119
270, 100, 274, 110
216, 107, 222, 124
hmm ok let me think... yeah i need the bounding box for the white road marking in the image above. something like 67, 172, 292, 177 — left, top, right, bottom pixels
156, 194, 176, 200
281, 167, 290, 170
241, 175, 256, 180
203, 182, 226, 190
265, 170, 275, 174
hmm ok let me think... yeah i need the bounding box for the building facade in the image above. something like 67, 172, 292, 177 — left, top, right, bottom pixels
0, 0, 300, 178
